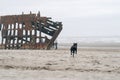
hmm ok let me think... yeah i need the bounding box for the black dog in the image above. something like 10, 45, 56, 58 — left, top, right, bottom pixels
70, 43, 77, 57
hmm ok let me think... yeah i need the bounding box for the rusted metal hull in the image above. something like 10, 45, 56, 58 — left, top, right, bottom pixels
0, 12, 62, 49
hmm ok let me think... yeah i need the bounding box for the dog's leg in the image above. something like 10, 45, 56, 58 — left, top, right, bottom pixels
73, 52, 74, 58
71, 50, 72, 55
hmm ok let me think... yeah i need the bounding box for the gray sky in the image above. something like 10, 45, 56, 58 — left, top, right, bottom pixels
0, 0, 120, 37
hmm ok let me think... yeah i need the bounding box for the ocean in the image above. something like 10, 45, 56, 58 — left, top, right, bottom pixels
58, 36, 120, 48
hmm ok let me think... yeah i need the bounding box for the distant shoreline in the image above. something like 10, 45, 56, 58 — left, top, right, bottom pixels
58, 42, 120, 49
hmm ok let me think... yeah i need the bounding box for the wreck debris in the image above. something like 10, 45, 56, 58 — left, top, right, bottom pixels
0, 12, 62, 49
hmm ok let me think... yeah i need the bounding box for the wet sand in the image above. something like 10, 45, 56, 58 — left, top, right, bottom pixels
0, 47, 120, 80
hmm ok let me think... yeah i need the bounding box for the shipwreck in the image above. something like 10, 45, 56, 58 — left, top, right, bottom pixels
0, 12, 62, 49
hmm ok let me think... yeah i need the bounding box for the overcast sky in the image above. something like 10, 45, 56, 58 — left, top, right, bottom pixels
0, 0, 120, 37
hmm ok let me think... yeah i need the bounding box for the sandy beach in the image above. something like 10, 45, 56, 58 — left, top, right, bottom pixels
0, 47, 120, 80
